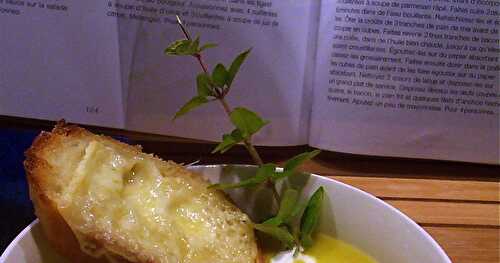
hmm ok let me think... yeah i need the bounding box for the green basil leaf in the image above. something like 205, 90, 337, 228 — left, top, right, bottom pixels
209, 163, 275, 189
229, 107, 269, 139
290, 201, 307, 221
263, 188, 299, 226
196, 73, 212, 97
190, 36, 200, 53
227, 49, 251, 87
164, 39, 192, 55
199, 43, 217, 52
277, 189, 300, 222
253, 224, 295, 248
290, 201, 307, 240
173, 96, 209, 120
211, 134, 237, 154
300, 186, 325, 249
212, 63, 229, 87
211, 129, 244, 154
262, 217, 282, 226
284, 150, 321, 173
165, 37, 217, 55
273, 150, 321, 181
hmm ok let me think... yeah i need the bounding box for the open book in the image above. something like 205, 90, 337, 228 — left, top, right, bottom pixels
1, 0, 498, 164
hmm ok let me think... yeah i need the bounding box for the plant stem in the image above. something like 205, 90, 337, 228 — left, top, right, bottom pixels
176, 15, 191, 41
243, 140, 264, 165
220, 96, 279, 206
176, 15, 218, 96
194, 54, 209, 75
219, 98, 263, 165
176, 15, 279, 204
220, 96, 279, 204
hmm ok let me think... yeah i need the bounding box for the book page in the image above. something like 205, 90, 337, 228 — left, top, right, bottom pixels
310, 0, 499, 164
123, 0, 318, 145
0, 1, 124, 128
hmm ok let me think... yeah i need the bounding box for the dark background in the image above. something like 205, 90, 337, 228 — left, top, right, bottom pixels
0, 124, 131, 253
0, 127, 38, 252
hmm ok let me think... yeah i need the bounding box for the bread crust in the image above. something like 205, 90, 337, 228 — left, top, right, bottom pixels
25, 124, 111, 263
25, 121, 261, 263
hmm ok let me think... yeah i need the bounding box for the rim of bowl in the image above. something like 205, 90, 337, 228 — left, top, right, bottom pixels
191, 164, 452, 263
0, 219, 39, 261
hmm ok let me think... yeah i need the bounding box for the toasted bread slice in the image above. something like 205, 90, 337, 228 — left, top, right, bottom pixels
25, 122, 258, 263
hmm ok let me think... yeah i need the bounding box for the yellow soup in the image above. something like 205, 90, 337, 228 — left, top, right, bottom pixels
265, 234, 377, 263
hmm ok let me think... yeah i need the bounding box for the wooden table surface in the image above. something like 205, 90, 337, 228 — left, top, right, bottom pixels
1, 117, 499, 263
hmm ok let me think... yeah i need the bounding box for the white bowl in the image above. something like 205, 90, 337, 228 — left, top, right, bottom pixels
1, 165, 451, 263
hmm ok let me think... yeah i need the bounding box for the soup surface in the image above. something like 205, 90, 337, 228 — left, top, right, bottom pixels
265, 234, 377, 263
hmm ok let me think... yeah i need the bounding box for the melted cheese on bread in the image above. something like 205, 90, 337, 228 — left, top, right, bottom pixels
25, 124, 258, 263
